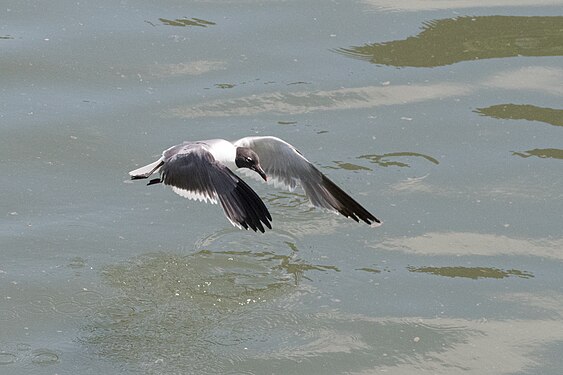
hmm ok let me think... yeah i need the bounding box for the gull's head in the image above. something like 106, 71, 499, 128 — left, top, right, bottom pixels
235, 147, 268, 181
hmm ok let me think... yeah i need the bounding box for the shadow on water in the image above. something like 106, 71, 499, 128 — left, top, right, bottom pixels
335, 16, 563, 67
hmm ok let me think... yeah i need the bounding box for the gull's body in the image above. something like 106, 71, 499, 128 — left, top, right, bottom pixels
129, 136, 381, 232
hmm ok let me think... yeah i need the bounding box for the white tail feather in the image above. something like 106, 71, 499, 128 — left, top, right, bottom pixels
129, 158, 163, 178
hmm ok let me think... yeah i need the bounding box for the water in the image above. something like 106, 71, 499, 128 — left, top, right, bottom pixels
2, 0, 563, 374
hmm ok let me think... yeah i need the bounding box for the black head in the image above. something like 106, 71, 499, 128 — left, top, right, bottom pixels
235, 147, 267, 181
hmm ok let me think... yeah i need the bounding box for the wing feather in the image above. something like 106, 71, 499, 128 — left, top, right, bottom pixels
234, 136, 381, 226
161, 146, 272, 232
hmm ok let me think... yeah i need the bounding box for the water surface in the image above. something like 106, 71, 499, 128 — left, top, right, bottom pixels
2, 0, 563, 374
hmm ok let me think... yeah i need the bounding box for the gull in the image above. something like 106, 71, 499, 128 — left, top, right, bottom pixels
129, 136, 381, 232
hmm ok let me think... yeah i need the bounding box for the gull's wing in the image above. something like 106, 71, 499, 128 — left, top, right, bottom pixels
234, 136, 381, 226
160, 145, 272, 232
129, 158, 164, 179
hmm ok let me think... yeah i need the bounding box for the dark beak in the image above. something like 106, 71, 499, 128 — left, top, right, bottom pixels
254, 165, 268, 181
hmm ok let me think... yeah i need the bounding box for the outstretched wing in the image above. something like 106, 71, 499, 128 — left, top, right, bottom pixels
129, 158, 164, 179
161, 146, 272, 232
233, 136, 381, 226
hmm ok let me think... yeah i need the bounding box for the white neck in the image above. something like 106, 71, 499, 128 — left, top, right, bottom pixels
206, 139, 237, 170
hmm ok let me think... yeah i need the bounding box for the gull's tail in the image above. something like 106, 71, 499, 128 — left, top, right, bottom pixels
129, 158, 164, 179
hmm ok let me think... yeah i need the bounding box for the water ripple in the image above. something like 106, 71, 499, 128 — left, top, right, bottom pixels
0, 352, 17, 365
31, 349, 60, 366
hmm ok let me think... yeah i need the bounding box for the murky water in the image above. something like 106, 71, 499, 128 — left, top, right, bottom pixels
2, 0, 563, 374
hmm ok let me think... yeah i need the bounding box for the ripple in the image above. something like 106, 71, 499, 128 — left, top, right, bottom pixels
194, 226, 299, 253
31, 349, 60, 365
53, 301, 91, 316
72, 290, 104, 306
84, 248, 320, 373
16, 343, 32, 352
0, 309, 18, 321
87, 300, 139, 330
0, 352, 16, 365
67, 256, 87, 269
21, 296, 55, 314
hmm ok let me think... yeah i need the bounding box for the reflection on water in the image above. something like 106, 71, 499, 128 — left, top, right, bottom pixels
151, 60, 227, 78
169, 83, 470, 117
327, 152, 439, 171
215, 83, 236, 89
356, 267, 381, 273
85, 280, 481, 375
336, 16, 563, 67
484, 66, 563, 95
100, 250, 296, 308
363, 0, 563, 11
407, 266, 534, 279
197, 233, 341, 283
338, 311, 563, 374
476, 104, 563, 127
377, 231, 563, 259
513, 148, 563, 160
86, 251, 297, 373
237, 308, 563, 374
359, 152, 439, 168
83, 244, 341, 373
328, 161, 372, 171
158, 17, 216, 28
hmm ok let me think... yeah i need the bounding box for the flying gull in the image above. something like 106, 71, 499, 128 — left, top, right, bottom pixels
129, 136, 381, 232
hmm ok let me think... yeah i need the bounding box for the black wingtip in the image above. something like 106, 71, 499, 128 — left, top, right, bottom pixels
217, 177, 273, 233
320, 174, 381, 227
147, 178, 162, 186
233, 180, 272, 232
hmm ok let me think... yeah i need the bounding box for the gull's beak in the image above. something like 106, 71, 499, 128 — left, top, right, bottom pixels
254, 165, 268, 181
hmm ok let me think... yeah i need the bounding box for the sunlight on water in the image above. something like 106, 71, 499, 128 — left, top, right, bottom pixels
168, 83, 472, 118
376, 231, 563, 259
